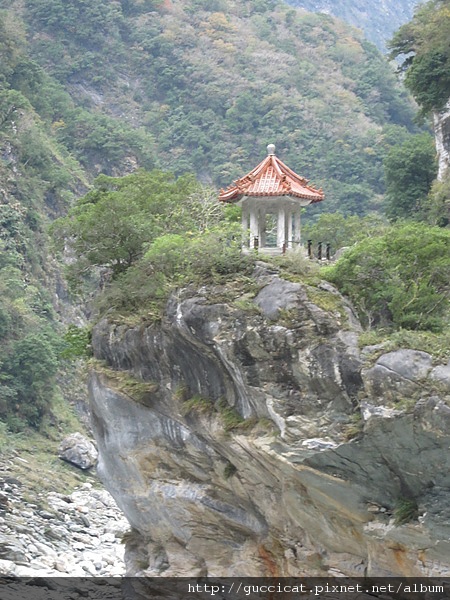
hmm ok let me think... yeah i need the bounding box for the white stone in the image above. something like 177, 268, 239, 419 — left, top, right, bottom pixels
0, 559, 17, 576
301, 438, 338, 450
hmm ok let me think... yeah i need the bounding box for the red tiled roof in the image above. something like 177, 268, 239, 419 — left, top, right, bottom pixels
219, 151, 324, 203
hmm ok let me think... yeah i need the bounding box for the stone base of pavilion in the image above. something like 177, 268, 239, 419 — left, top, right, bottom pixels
242, 244, 308, 257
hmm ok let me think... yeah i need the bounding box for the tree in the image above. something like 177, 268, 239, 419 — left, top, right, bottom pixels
52, 169, 226, 280
0, 329, 60, 429
383, 133, 437, 221
389, 0, 450, 114
94, 223, 253, 317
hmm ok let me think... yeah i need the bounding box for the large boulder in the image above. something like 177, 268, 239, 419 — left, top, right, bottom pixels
363, 349, 433, 403
58, 432, 98, 470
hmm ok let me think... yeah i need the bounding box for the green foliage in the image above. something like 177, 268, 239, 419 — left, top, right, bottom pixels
389, 0, 450, 114
305, 287, 348, 323
182, 395, 214, 416
217, 398, 246, 431
0, 190, 65, 432
91, 360, 158, 405
0, 329, 60, 430
180, 394, 252, 433
269, 251, 319, 280
359, 328, 450, 363
56, 110, 156, 172
60, 325, 92, 359
23, 0, 125, 84
53, 168, 254, 318
120, 0, 160, 16
0, 14, 89, 433
323, 223, 450, 331
383, 133, 438, 221
52, 170, 201, 278
0, 0, 437, 438
223, 461, 237, 479
394, 497, 419, 525
95, 224, 254, 319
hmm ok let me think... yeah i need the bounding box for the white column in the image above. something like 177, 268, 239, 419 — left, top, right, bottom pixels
277, 206, 286, 249
241, 206, 249, 248
259, 207, 266, 248
287, 210, 293, 249
249, 204, 259, 249
294, 211, 301, 250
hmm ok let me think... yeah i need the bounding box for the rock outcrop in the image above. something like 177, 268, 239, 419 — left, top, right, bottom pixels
434, 100, 450, 181
89, 265, 450, 577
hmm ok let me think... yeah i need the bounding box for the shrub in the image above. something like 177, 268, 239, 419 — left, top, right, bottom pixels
1, 330, 61, 428
60, 325, 92, 359
394, 497, 419, 525
323, 223, 450, 331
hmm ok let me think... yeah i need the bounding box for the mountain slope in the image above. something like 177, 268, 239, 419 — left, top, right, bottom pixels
0, 12, 91, 430
1, 0, 418, 216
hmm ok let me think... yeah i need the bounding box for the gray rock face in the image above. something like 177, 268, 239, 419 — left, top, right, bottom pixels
363, 349, 433, 403
58, 433, 98, 470
89, 269, 450, 577
430, 361, 450, 390
254, 278, 305, 319
434, 100, 450, 181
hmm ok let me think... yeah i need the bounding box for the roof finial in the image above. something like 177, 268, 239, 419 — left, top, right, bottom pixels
267, 143, 276, 156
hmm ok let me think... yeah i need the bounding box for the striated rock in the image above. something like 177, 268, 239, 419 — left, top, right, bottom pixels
88, 269, 450, 577
58, 432, 98, 470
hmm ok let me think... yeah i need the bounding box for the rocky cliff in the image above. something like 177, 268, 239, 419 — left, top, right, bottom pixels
89, 263, 450, 577
434, 101, 450, 181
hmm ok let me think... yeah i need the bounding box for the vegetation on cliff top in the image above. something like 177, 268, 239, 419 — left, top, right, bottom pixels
55, 166, 450, 339
52, 170, 254, 320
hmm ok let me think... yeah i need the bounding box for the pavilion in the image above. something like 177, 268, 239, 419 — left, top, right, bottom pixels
219, 144, 324, 253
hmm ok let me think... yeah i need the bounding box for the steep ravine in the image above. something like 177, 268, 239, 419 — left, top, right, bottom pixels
89, 264, 450, 577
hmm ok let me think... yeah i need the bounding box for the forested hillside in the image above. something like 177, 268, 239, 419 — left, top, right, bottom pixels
0, 14, 87, 430
1, 0, 419, 217
0, 0, 442, 432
